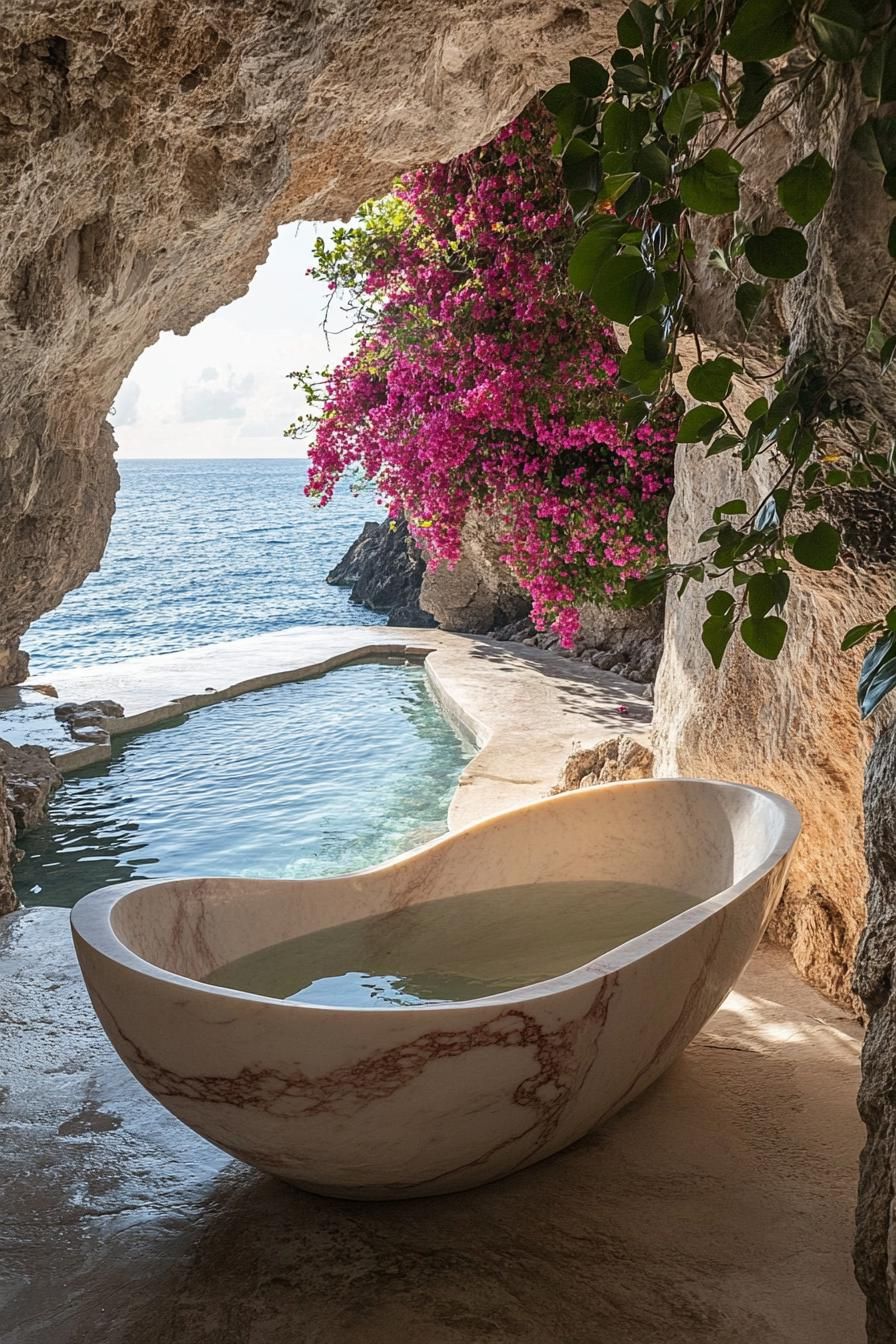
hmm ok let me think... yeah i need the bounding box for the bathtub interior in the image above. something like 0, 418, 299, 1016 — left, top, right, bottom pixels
103, 779, 791, 985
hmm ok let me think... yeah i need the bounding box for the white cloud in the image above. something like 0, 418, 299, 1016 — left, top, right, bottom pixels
181, 370, 254, 422
111, 222, 354, 459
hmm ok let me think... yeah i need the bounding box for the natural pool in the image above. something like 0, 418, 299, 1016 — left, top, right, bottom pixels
15, 660, 475, 908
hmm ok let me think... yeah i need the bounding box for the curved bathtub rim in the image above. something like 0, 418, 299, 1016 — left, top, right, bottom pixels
70, 776, 801, 1015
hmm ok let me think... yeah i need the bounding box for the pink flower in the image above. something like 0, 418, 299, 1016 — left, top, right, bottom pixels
302, 106, 677, 647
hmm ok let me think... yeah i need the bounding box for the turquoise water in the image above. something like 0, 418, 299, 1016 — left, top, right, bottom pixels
23, 460, 384, 674
14, 662, 475, 908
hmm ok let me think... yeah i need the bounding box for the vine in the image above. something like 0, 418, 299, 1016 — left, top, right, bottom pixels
544, 0, 896, 714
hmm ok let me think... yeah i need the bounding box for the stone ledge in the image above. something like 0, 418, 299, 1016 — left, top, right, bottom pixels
13, 625, 651, 826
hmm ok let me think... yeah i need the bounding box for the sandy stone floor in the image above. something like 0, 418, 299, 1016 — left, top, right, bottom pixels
0, 907, 864, 1344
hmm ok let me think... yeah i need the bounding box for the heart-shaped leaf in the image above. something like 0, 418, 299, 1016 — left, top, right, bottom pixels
735, 280, 766, 329
809, 0, 867, 62
724, 0, 798, 62
792, 520, 841, 570
776, 151, 833, 225
702, 614, 735, 668
679, 404, 727, 443
736, 62, 775, 128
744, 227, 808, 279
588, 253, 658, 323
569, 57, 610, 97
680, 149, 743, 216
687, 356, 740, 402
741, 614, 788, 659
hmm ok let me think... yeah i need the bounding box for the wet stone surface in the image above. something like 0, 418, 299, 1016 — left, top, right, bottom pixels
0, 906, 864, 1344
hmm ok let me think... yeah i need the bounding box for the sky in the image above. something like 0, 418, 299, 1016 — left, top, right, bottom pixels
111, 222, 351, 459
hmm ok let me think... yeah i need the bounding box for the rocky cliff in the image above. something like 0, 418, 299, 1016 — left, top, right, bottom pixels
326, 518, 435, 626
649, 71, 896, 1339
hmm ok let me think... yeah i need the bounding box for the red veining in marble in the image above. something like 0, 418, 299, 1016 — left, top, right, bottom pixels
90, 974, 619, 1185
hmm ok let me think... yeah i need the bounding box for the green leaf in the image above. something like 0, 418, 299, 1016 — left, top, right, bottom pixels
862, 29, 896, 103
651, 196, 683, 224
776, 151, 833, 225
841, 621, 882, 651
680, 149, 743, 216
679, 404, 727, 443
888, 218, 896, 259
637, 142, 671, 183
724, 0, 798, 62
617, 8, 641, 46
562, 140, 602, 194
665, 82, 719, 142
602, 101, 651, 153
792, 520, 841, 570
858, 630, 896, 717
745, 395, 769, 421
569, 57, 610, 97
736, 62, 775, 128
735, 280, 766, 329
614, 61, 653, 94
702, 614, 735, 668
602, 171, 639, 202
808, 0, 867, 62
881, 334, 896, 373
744, 227, 808, 279
625, 0, 657, 56
588, 253, 659, 323
707, 590, 735, 616
746, 571, 789, 618
688, 356, 740, 402
543, 83, 581, 115
867, 315, 886, 354
706, 433, 741, 456
852, 117, 896, 174
741, 614, 788, 659
714, 498, 748, 518
567, 221, 624, 292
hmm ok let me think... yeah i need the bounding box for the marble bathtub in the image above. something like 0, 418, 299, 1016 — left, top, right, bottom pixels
70, 778, 800, 1199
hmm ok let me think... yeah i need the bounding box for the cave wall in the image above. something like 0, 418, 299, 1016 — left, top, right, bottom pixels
0, 0, 618, 684
650, 70, 896, 1340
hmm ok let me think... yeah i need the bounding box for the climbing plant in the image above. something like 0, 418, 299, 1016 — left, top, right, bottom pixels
544, 0, 896, 714
289, 109, 677, 646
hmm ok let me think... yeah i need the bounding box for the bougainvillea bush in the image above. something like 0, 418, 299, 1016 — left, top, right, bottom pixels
289, 105, 677, 646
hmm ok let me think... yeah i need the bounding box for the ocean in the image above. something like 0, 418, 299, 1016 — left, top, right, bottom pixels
23, 459, 384, 675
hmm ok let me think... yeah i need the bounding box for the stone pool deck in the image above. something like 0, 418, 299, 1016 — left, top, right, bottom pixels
2, 625, 652, 827
0, 626, 866, 1342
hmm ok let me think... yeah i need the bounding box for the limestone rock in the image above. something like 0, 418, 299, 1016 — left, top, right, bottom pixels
326, 519, 435, 627
556, 735, 654, 792
54, 699, 123, 723
420, 511, 530, 633
0, 778, 16, 917
855, 720, 896, 1344
654, 75, 896, 1020
1, 741, 63, 834
0, 739, 64, 915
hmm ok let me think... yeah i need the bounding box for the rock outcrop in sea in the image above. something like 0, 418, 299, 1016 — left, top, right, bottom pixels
326, 519, 435, 627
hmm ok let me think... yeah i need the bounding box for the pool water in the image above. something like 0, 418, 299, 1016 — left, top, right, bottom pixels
14, 661, 475, 908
